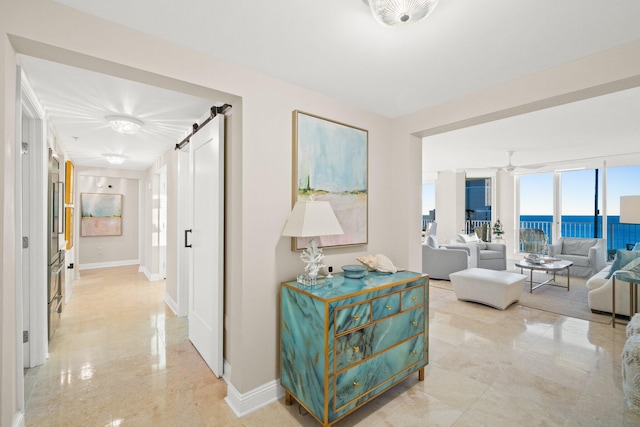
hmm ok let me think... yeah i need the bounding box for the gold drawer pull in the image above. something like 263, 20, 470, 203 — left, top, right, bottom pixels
386, 305, 392, 310
353, 314, 360, 321
412, 296, 418, 302
353, 346, 360, 353
353, 381, 360, 388
413, 350, 418, 355
412, 321, 418, 327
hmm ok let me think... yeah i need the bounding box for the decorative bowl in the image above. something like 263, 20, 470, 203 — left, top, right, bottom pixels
342, 265, 367, 279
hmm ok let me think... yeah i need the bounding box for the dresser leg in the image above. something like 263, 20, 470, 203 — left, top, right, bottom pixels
285, 391, 293, 405
418, 367, 425, 381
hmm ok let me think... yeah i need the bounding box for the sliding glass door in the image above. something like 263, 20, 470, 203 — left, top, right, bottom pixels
465, 178, 491, 236
560, 168, 603, 239
519, 173, 553, 252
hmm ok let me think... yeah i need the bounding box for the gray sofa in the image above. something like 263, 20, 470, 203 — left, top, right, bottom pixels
548, 237, 607, 278
422, 241, 471, 280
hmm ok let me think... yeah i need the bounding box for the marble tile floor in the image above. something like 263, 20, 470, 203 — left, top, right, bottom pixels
25, 265, 640, 426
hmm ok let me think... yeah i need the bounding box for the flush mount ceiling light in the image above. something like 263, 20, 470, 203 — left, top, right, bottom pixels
103, 154, 127, 165
105, 115, 143, 135
363, 0, 439, 27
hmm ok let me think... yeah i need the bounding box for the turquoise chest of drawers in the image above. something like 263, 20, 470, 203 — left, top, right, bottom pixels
281, 270, 429, 426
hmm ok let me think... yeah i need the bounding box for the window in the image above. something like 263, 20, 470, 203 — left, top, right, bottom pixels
422, 183, 435, 231
465, 178, 491, 234
519, 173, 553, 251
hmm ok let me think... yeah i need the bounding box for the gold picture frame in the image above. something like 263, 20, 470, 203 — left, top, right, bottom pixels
65, 207, 74, 250
292, 110, 368, 250
65, 160, 74, 205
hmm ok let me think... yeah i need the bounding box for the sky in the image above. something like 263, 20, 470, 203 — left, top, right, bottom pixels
296, 112, 367, 193
422, 165, 640, 216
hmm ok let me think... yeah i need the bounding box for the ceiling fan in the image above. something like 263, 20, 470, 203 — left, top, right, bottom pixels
489, 150, 544, 172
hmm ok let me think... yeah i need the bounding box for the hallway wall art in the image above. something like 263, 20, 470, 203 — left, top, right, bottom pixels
80, 193, 123, 236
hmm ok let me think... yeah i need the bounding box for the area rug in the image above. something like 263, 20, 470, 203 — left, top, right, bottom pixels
429, 270, 612, 325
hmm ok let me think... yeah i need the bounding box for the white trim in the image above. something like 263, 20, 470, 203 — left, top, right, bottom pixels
78, 259, 140, 270
138, 265, 164, 282
12, 410, 25, 427
222, 359, 231, 383
224, 378, 285, 418
163, 293, 179, 316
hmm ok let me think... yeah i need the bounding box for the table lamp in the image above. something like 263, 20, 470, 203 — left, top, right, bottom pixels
621, 196, 640, 224
282, 200, 344, 285
621, 195, 640, 249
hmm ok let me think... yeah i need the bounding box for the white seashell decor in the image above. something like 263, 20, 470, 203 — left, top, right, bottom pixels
356, 254, 397, 274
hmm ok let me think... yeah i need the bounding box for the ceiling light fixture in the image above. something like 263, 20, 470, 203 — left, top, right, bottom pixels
363, 0, 439, 27
103, 154, 127, 165
105, 115, 143, 135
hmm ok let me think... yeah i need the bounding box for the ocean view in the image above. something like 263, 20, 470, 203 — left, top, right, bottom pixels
520, 215, 638, 251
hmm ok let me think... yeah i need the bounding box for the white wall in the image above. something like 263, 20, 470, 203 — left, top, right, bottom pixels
2, 1, 640, 424
76, 172, 140, 267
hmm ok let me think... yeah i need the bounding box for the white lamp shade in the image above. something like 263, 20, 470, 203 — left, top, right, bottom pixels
281, 201, 344, 238
620, 196, 640, 224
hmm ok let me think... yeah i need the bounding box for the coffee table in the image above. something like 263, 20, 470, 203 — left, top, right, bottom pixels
514, 258, 573, 293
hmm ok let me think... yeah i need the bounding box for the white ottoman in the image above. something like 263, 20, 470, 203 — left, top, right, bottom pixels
449, 268, 526, 310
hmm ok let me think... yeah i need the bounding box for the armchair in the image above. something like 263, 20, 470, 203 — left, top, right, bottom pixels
548, 237, 607, 278
422, 236, 471, 280
454, 234, 507, 271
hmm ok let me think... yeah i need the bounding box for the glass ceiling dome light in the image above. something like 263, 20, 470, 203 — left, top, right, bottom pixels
103, 153, 127, 165
105, 115, 143, 135
363, 0, 439, 27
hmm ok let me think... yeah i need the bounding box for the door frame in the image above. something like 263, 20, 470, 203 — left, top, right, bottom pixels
177, 148, 190, 317
18, 67, 48, 369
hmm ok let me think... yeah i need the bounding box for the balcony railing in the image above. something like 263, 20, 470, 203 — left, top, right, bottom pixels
421, 216, 639, 251
519, 220, 640, 251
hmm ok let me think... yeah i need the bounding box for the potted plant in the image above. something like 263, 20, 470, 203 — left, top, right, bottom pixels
492, 219, 504, 241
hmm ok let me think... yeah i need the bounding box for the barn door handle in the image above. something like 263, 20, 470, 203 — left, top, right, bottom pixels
185, 229, 193, 248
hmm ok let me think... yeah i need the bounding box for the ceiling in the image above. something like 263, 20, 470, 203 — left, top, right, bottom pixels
19, 56, 214, 171
18, 1, 640, 171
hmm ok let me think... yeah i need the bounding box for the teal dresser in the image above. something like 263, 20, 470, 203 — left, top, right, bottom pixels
280, 270, 429, 426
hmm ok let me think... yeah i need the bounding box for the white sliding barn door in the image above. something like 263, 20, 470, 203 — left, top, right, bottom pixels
187, 115, 224, 377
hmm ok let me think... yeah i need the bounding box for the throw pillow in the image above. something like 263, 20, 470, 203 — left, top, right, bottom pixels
457, 233, 480, 243
621, 257, 640, 274
426, 235, 439, 249
606, 249, 640, 279
562, 238, 597, 256
633, 243, 640, 252
477, 242, 487, 250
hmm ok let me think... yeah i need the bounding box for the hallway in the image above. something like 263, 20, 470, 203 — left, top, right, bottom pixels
23, 265, 236, 426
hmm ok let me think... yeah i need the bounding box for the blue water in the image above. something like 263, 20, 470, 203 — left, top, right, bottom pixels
520, 215, 639, 250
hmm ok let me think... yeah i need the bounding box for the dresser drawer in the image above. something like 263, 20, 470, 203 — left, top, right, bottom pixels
371, 293, 400, 321
334, 335, 425, 410
335, 302, 371, 335
402, 285, 425, 310
335, 307, 424, 371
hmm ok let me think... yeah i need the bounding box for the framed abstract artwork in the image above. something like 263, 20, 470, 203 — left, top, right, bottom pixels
65, 207, 74, 249
292, 110, 368, 250
65, 160, 74, 205
80, 193, 123, 237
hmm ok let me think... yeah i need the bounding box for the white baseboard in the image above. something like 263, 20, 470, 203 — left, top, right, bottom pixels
139, 265, 164, 282
224, 376, 285, 418
78, 259, 140, 270
13, 410, 25, 427
163, 293, 179, 316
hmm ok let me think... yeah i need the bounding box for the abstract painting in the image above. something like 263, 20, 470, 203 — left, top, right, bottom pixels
292, 111, 368, 249
81, 193, 122, 237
